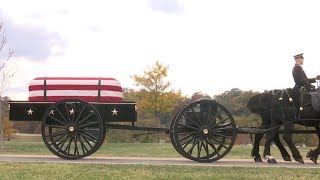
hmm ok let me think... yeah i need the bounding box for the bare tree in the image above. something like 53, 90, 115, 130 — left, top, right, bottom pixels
0, 21, 14, 149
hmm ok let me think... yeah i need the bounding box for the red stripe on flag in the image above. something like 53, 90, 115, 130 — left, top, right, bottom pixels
29, 96, 122, 102
34, 77, 118, 80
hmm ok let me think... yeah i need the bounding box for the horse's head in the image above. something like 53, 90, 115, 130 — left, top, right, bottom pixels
247, 92, 270, 114
247, 89, 285, 114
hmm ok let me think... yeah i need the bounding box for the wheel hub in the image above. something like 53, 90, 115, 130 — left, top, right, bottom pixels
69, 126, 75, 132
203, 128, 209, 135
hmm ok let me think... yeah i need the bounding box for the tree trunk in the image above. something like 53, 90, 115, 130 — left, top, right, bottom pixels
0, 96, 4, 149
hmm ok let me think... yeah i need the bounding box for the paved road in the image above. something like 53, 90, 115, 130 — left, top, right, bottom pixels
0, 154, 319, 168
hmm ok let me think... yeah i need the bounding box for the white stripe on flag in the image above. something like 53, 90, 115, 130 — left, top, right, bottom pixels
29, 90, 123, 97
30, 80, 121, 86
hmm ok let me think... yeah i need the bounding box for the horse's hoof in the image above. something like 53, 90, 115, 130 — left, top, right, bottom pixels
294, 158, 304, 164
254, 156, 263, 162
265, 155, 277, 164
267, 158, 277, 164
283, 156, 292, 161
306, 149, 313, 158
310, 156, 318, 164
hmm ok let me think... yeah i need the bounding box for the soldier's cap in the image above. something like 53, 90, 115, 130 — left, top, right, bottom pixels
293, 53, 304, 60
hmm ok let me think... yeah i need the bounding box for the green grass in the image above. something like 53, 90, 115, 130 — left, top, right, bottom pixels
0, 162, 320, 180
1, 142, 320, 179
0, 141, 314, 160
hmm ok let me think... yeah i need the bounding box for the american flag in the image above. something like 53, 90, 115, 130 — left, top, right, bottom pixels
29, 77, 123, 102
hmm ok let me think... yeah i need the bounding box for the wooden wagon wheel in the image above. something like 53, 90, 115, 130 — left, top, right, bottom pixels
41, 99, 105, 160
171, 99, 237, 162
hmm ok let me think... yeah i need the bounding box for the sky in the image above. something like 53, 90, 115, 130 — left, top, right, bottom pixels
1, 0, 320, 100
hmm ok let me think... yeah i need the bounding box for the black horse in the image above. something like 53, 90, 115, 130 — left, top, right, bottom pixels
247, 90, 291, 163
248, 88, 320, 164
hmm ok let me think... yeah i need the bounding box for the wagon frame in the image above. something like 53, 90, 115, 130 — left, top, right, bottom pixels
9, 97, 319, 163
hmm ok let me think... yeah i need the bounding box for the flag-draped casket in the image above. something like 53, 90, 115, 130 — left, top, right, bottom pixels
28, 77, 123, 102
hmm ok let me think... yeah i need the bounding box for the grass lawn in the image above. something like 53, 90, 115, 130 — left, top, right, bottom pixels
1, 162, 320, 180
0, 141, 314, 159
1, 142, 319, 179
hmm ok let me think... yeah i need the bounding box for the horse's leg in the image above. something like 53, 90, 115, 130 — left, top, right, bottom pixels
306, 127, 320, 164
263, 127, 277, 164
251, 133, 264, 162
272, 131, 291, 161
251, 120, 269, 162
282, 123, 304, 163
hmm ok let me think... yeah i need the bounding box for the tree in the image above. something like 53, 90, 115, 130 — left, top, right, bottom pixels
2, 117, 15, 140
0, 21, 14, 148
214, 88, 259, 116
173, 91, 212, 114
132, 60, 185, 122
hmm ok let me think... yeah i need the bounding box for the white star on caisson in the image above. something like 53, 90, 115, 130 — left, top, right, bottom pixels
69, 108, 74, 115
111, 108, 118, 115
49, 110, 55, 115
27, 108, 34, 115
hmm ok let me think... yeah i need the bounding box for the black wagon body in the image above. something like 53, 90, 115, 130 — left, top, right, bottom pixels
9, 101, 137, 122
9, 98, 239, 162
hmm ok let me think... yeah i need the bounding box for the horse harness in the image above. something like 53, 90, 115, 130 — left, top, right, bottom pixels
274, 88, 320, 125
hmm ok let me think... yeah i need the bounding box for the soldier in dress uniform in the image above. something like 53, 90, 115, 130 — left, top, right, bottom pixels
292, 53, 320, 92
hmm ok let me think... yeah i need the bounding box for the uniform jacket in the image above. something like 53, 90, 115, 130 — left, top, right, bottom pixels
292, 63, 316, 92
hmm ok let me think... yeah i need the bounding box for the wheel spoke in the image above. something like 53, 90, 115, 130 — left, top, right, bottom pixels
55, 107, 69, 124
45, 130, 67, 138
78, 121, 99, 128
210, 132, 232, 139
203, 139, 210, 157
80, 134, 93, 148
206, 138, 219, 156
190, 107, 202, 126
47, 124, 67, 129
207, 109, 223, 127
78, 112, 94, 126
64, 103, 72, 124
209, 134, 227, 149
79, 129, 100, 134
179, 134, 194, 146
205, 104, 213, 125
176, 131, 198, 135
49, 133, 67, 146
71, 103, 76, 123
76, 133, 89, 154
75, 104, 86, 123
177, 123, 200, 131
210, 117, 230, 129
181, 134, 199, 149
178, 134, 193, 143
57, 134, 70, 153
197, 139, 203, 159
82, 132, 98, 142
211, 127, 234, 132
63, 136, 72, 155
187, 137, 199, 155
48, 115, 67, 126
74, 136, 80, 156
183, 114, 201, 128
